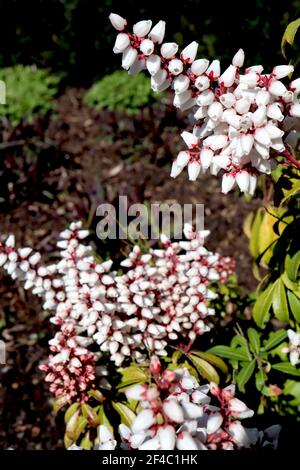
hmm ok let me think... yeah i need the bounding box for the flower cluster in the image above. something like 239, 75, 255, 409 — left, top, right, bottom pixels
69, 358, 280, 451
282, 329, 300, 366
0, 222, 233, 401
109, 13, 300, 194
117, 360, 280, 450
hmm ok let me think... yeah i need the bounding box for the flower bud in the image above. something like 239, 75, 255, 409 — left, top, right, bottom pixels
290, 77, 300, 93
158, 426, 176, 450
267, 103, 284, 121
140, 39, 154, 56
200, 148, 213, 169
181, 41, 198, 63
113, 33, 130, 53
269, 79, 287, 97
232, 48, 245, 67
239, 73, 258, 87
235, 98, 251, 115
176, 432, 198, 450
221, 173, 236, 193
170, 161, 183, 178
196, 89, 214, 106
181, 131, 198, 148
173, 74, 190, 93
133, 20, 152, 37
161, 42, 178, 59
163, 399, 184, 423
219, 65, 237, 87
273, 65, 294, 79
206, 60, 221, 78
168, 58, 183, 76
109, 13, 127, 31
122, 47, 138, 70
219, 92, 236, 108
149, 20, 166, 44
290, 103, 300, 117
255, 127, 271, 146
195, 75, 210, 91
255, 90, 270, 106
150, 356, 161, 375
188, 161, 201, 181
208, 101, 223, 121
235, 171, 250, 193
146, 54, 161, 75
191, 58, 209, 76
132, 409, 156, 433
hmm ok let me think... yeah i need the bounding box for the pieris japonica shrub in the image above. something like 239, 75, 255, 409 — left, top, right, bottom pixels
0, 221, 249, 449
108, 13, 300, 431
109, 13, 300, 195
84, 70, 158, 114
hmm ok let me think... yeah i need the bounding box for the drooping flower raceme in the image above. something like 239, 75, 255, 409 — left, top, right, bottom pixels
109, 13, 300, 194
282, 329, 300, 366
0, 222, 233, 402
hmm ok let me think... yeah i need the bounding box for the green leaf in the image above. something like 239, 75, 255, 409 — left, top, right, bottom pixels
247, 328, 261, 353
281, 271, 300, 296
53, 394, 70, 415
255, 370, 267, 391
272, 362, 300, 377
236, 360, 256, 392
73, 416, 88, 442
112, 402, 136, 427
81, 404, 100, 427
188, 354, 220, 384
281, 18, 300, 58
285, 251, 300, 282
253, 282, 275, 328
65, 403, 80, 424
190, 350, 228, 374
249, 208, 264, 259
80, 432, 93, 450
117, 366, 148, 391
287, 289, 300, 322
98, 405, 114, 435
207, 345, 249, 362
272, 278, 289, 323
262, 330, 287, 351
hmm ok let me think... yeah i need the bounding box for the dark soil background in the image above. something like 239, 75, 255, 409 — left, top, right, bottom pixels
0, 89, 261, 449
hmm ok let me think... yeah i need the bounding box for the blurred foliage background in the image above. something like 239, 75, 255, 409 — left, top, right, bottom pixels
0, 0, 300, 86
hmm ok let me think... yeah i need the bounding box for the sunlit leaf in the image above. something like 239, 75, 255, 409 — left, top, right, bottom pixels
208, 345, 249, 362
253, 282, 275, 328
247, 328, 261, 353
262, 330, 287, 351
281, 18, 300, 58
112, 402, 136, 427
272, 278, 289, 323
190, 350, 228, 374
236, 360, 256, 392
188, 354, 220, 383
287, 289, 300, 322
272, 362, 300, 377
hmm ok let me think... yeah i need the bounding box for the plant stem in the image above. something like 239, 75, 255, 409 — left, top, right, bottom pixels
280, 149, 300, 169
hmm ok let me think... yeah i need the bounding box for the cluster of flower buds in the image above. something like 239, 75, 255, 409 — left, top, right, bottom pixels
117, 358, 280, 450
105, 224, 234, 364
0, 222, 233, 399
109, 13, 300, 194
282, 329, 300, 366
70, 358, 280, 450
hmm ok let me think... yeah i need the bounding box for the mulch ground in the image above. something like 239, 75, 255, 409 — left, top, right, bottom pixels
0, 88, 261, 449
